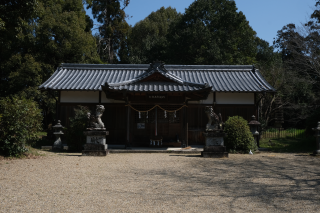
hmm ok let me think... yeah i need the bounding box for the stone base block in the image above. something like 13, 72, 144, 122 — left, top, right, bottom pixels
84, 143, 106, 150
204, 146, 226, 152
83, 132, 108, 150
201, 151, 228, 158
82, 150, 109, 156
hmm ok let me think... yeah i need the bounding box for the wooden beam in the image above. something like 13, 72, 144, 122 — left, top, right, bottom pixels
191, 93, 203, 98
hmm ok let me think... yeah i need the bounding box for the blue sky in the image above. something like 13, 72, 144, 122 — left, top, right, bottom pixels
86, 0, 316, 46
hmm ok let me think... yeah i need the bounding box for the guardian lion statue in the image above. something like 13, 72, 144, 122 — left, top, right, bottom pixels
204, 106, 222, 131
87, 105, 105, 129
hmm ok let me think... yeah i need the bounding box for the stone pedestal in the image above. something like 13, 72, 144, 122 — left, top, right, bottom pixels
82, 131, 109, 156
201, 131, 228, 158
53, 135, 63, 150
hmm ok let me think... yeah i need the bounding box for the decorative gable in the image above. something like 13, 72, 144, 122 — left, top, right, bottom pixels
140, 72, 176, 83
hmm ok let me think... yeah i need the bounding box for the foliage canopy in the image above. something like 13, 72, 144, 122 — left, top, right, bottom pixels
120, 6, 181, 64
0, 0, 101, 128
166, 0, 257, 65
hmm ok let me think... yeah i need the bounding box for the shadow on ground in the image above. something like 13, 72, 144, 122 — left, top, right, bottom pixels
127, 153, 320, 212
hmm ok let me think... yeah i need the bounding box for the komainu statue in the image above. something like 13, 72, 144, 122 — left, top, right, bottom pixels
87, 105, 105, 129
204, 106, 222, 131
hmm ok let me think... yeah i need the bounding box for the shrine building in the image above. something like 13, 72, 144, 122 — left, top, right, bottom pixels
39, 61, 275, 147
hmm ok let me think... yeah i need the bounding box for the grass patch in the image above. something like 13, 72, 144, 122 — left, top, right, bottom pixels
260, 136, 316, 153
37, 132, 47, 137
27, 146, 45, 155
0, 146, 45, 160
261, 128, 306, 139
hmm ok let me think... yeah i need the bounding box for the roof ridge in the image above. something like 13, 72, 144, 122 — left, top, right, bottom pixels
59, 63, 254, 70
60, 63, 149, 69
108, 66, 207, 88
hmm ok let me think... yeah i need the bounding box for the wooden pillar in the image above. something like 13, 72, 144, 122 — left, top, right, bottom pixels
126, 105, 131, 148
183, 105, 188, 146
186, 105, 188, 146
155, 107, 157, 136
57, 91, 61, 122
99, 91, 101, 104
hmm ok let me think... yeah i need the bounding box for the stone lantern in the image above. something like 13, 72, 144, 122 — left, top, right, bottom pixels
312, 121, 320, 155
53, 120, 64, 150
248, 115, 261, 148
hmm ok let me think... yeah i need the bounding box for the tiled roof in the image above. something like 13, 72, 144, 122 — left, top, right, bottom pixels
39, 63, 276, 92
106, 82, 207, 92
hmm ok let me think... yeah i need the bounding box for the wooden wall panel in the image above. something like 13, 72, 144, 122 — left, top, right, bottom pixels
59, 103, 126, 145
102, 105, 126, 144
58, 103, 257, 146
130, 105, 183, 146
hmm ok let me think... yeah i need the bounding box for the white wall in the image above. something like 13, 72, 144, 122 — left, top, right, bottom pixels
101, 94, 125, 103
60, 91, 99, 103
60, 91, 126, 103
216, 92, 254, 104
189, 92, 214, 104
60, 91, 254, 104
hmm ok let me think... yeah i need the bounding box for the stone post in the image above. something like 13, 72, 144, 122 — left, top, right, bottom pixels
312, 122, 320, 155
53, 120, 64, 150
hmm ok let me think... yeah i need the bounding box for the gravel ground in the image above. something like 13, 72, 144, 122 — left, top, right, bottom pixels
1, 151, 320, 213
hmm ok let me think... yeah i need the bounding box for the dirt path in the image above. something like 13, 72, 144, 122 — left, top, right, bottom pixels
0, 152, 319, 212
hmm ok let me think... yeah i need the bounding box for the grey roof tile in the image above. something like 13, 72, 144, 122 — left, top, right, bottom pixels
39, 63, 276, 92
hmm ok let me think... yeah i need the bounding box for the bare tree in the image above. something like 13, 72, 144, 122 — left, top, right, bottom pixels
264, 15, 320, 127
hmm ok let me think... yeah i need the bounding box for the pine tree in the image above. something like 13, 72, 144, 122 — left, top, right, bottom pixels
86, 0, 130, 63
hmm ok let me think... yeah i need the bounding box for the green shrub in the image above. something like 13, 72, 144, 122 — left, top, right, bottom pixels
224, 116, 257, 153
0, 96, 42, 157
65, 105, 90, 151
